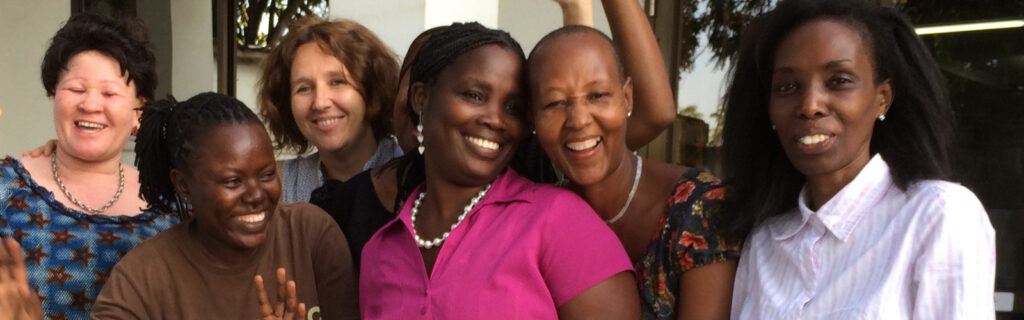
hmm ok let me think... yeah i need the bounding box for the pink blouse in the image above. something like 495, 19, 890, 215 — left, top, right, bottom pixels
360, 169, 633, 319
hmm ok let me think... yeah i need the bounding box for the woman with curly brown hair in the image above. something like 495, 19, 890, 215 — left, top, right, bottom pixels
258, 17, 401, 203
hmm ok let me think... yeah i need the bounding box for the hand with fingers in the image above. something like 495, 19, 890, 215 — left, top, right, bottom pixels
255, 267, 307, 320
21, 139, 57, 159
0, 238, 43, 320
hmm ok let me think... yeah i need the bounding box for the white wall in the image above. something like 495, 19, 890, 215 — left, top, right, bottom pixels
425, 0, 499, 29
498, 0, 611, 54
236, 60, 262, 112
330, 0, 611, 63
169, 0, 216, 99
137, 0, 173, 100
331, 0, 426, 60
0, 1, 69, 157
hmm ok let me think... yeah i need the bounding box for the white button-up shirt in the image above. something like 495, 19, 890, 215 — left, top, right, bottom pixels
732, 155, 995, 319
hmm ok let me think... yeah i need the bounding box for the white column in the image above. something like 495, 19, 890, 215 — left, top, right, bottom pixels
170, 0, 217, 99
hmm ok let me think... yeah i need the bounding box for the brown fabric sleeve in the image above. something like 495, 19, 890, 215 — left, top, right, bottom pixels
90, 261, 150, 319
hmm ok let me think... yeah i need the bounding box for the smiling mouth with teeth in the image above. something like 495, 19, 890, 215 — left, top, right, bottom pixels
566, 137, 602, 151
798, 134, 830, 145
314, 117, 340, 127
76, 121, 106, 129
236, 212, 266, 224
466, 136, 500, 150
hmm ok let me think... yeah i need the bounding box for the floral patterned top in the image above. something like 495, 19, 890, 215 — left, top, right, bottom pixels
636, 167, 739, 320
0, 157, 179, 319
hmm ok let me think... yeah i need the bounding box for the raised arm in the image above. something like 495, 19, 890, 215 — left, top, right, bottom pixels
553, 0, 594, 27
602, 0, 677, 150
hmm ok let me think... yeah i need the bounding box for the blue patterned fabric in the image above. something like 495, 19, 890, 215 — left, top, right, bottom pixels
0, 157, 179, 319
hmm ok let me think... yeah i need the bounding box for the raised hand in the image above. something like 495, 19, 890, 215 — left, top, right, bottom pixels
0, 238, 43, 320
21, 139, 57, 159
255, 267, 306, 320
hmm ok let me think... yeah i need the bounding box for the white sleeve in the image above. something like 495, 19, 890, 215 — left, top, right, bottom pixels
911, 184, 995, 319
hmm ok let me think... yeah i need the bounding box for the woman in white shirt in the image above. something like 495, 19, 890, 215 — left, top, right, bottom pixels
719, 0, 995, 318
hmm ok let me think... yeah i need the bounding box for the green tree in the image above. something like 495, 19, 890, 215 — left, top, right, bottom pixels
675, 0, 775, 71
236, 0, 329, 50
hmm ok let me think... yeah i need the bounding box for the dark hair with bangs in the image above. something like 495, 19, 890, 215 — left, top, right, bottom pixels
258, 17, 399, 154
718, 0, 952, 243
41, 13, 157, 101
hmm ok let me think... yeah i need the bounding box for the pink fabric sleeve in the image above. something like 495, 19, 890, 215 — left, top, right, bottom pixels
536, 188, 634, 306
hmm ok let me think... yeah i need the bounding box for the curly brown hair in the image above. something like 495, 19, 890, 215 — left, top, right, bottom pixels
258, 17, 399, 154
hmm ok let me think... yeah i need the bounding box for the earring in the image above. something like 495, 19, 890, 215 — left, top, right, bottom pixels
627, 111, 632, 118
416, 114, 425, 154
878, 113, 886, 122
771, 125, 776, 131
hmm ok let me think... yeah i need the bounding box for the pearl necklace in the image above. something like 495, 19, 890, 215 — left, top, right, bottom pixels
410, 183, 492, 249
51, 152, 124, 215
605, 154, 642, 224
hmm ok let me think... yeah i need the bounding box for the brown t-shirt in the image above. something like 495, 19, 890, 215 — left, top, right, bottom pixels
91, 202, 359, 319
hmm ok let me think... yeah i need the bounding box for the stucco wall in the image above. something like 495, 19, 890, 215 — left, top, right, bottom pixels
0, 1, 69, 157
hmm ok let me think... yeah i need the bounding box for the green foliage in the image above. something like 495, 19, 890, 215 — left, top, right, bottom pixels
676, 0, 775, 71
236, 0, 329, 50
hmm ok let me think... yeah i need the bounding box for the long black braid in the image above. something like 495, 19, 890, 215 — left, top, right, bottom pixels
385, 22, 555, 213
135, 92, 263, 218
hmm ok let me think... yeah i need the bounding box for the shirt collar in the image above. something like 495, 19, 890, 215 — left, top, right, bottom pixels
770, 154, 893, 242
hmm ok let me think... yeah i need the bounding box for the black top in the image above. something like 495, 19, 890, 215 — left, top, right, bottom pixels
310, 169, 396, 274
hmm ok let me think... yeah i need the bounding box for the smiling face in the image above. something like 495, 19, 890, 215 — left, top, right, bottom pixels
53, 50, 143, 161
769, 19, 891, 182
413, 44, 526, 186
529, 32, 633, 186
289, 42, 372, 152
173, 123, 281, 252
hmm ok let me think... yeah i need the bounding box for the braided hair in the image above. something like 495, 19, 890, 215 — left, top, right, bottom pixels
135, 92, 263, 218
386, 22, 557, 212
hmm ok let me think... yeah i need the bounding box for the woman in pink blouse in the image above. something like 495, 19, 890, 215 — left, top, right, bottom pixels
359, 22, 640, 319
720, 0, 995, 318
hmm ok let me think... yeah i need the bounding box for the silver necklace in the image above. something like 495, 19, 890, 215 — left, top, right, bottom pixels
51, 152, 124, 214
410, 183, 492, 249
605, 154, 642, 224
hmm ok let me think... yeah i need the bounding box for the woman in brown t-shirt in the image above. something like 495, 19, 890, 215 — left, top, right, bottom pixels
91, 93, 359, 319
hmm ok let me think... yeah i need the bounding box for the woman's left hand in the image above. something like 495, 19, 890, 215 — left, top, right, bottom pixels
255, 268, 306, 320
0, 238, 43, 320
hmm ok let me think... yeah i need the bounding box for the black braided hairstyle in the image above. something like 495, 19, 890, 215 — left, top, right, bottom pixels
385, 21, 555, 213
135, 92, 263, 218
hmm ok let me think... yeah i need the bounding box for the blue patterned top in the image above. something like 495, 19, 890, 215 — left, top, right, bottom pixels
0, 157, 179, 320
